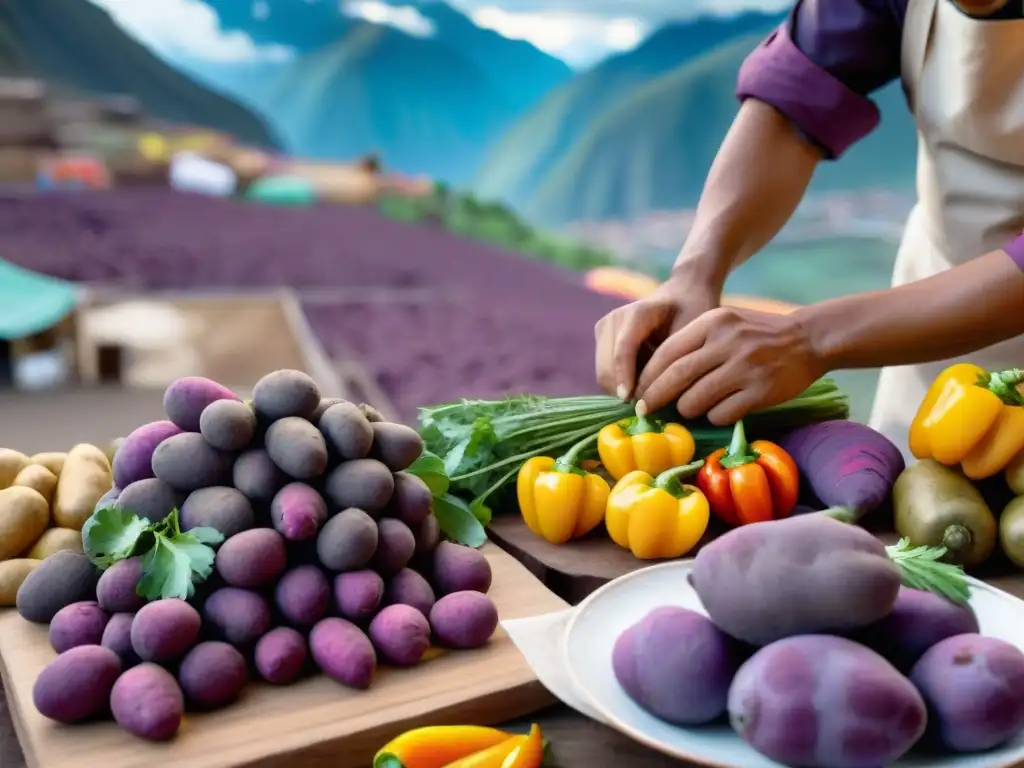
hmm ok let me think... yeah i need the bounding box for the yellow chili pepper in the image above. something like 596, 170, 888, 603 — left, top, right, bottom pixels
441, 723, 543, 768
499, 724, 544, 768
597, 415, 695, 481
517, 435, 609, 544
909, 364, 1024, 479
374, 725, 511, 768
605, 460, 710, 559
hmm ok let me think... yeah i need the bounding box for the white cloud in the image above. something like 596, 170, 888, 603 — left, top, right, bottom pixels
468, 7, 646, 64
343, 1, 435, 38
87, 0, 294, 62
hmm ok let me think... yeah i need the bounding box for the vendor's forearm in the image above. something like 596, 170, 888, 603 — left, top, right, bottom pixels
798, 249, 1024, 370
672, 100, 820, 292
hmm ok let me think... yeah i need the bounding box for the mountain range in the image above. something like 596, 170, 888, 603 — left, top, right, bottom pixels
0, 0, 278, 148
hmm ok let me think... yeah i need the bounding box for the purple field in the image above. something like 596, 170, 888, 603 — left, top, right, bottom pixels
0, 189, 621, 416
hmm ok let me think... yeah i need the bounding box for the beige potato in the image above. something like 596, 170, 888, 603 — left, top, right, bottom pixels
105, 437, 126, 466
0, 449, 31, 490
0, 487, 50, 560
53, 444, 113, 531
0, 559, 40, 605
12, 464, 58, 507
26, 528, 83, 560
30, 452, 67, 477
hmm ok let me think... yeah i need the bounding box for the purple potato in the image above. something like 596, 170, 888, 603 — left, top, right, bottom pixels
309, 617, 377, 689
180, 486, 255, 539
199, 399, 257, 451
255, 627, 308, 684
614, 607, 745, 725
115, 478, 181, 523
203, 587, 271, 645
232, 448, 286, 505
910, 633, 1024, 752
163, 376, 239, 432
151, 433, 231, 492
101, 612, 141, 667
317, 507, 378, 571
323, 459, 394, 512
252, 369, 320, 421
16, 550, 100, 624
113, 420, 183, 488
432, 541, 492, 596
369, 604, 431, 667
386, 568, 435, 617
94, 486, 120, 512
333, 569, 385, 622
95, 557, 145, 613
429, 591, 498, 650
49, 601, 110, 654
389, 472, 433, 527
271, 483, 327, 541
33, 645, 121, 723
372, 518, 416, 575
275, 565, 331, 627
728, 635, 926, 767
691, 515, 901, 645
319, 401, 374, 459
110, 663, 183, 740
311, 397, 347, 424
131, 599, 201, 662
178, 641, 248, 710
215, 528, 287, 587
264, 417, 328, 480
370, 422, 423, 472
413, 515, 440, 555
852, 586, 980, 671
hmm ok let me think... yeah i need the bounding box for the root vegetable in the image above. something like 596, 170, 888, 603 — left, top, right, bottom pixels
431, 541, 492, 596
323, 459, 394, 512
163, 376, 239, 432
389, 472, 433, 527
215, 528, 287, 587
369, 604, 431, 666
429, 591, 498, 649
0, 558, 39, 606
25, 528, 83, 559
999, 495, 1024, 568
413, 515, 440, 555
255, 627, 308, 684
151, 433, 231, 492
29, 452, 65, 477
386, 568, 435, 617
101, 612, 141, 667
203, 587, 271, 645
333, 569, 384, 622
264, 417, 328, 480
110, 663, 184, 740
33, 645, 122, 724
95, 557, 145, 613
115, 478, 180, 523
275, 565, 330, 627
0, 449, 31, 489
252, 369, 320, 421
130, 599, 201, 662
180, 486, 255, 539
232, 448, 285, 504
49, 600, 109, 653
16, 550, 100, 623
178, 642, 248, 710
53, 444, 113, 530
370, 422, 424, 472
317, 507, 378, 571
373, 518, 415, 575
270, 483, 327, 541
12, 464, 57, 506
112, 420, 183, 488
309, 617, 376, 689
319, 401, 374, 459
199, 399, 257, 451
0, 486, 50, 560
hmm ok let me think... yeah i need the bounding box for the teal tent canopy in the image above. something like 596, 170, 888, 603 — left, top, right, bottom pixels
245, 175, 316, 206
0, 260, 79, 340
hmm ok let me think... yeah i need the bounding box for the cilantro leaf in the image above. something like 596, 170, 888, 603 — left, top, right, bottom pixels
135, 529, 218, 601
82, 507, 152, 568
186, 526, 225, 546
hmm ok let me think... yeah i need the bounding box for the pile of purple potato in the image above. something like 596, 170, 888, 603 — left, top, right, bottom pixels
613, 515, 1024, 768
18, 370, 498, 741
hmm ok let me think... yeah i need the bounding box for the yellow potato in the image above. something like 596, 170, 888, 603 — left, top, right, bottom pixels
0, 558, 40, 606
30, 452, 67, 477
0, 448, 31, 490
25, 528, 83, 560
105, 437, 126, 466
0, 487, 50, 560
52, 444, 113, 531
12, 464, 58, 507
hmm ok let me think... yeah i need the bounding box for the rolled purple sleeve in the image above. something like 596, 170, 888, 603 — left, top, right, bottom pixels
1005, 234, 1024, 270
735, 0, 906, 159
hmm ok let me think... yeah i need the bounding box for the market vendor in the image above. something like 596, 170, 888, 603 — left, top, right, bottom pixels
594, 0, 1024, 459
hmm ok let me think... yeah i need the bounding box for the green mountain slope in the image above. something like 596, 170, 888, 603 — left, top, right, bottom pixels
260, 22, 513, 183
0, 0, 278, 148
471, 11, 785, 208
516, 35, 917, 225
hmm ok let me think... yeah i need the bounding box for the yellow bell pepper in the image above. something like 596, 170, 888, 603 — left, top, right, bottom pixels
517, 435, 609, 544
605, 460, 710, 559
374, 725, 512, 768
910, 364, 1024, 479
597, 415, 695, 481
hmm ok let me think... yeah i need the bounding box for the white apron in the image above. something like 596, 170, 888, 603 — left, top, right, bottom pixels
867, 0, 1024, 460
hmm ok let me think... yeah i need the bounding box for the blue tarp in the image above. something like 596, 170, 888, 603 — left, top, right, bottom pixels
0, 260, 79, 340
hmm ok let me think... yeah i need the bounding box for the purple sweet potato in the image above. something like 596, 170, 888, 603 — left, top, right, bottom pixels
112, 420, 183, 488
255, 626, 308, 684
275, 565, 331, 627
334, 569, 385, 622
110, 663, 183, 740
232, 448, 286, 504
163, 376, 239, 432
203, 587, 271, 645
130, 599, 201, 662
180, 486, 255, 539
777, 420, 904, 523
150, 433, 231, 492
389, 472, 433, 527
252, 369, 320, 421
323, 459, 394, 512
317, 507, 378, 571
199, 399, 257, 451
33, 645, 122, 723
215, 528, 287, 587
370, 422, 423, 472
432, 541, 492, 595
369, 604, 431, 666
264, 417, 329, 480
429, 591, 498, 649
115, 478, 180, 523
729, 635, 926, 767
613, 606, 744, 724
372, 518, 416, 575
178, 641, 248, 710
49, 601, 110, 653
271, 483, 327, 541
386, 568, 436, 617
309, 617, 376, 689
101, 612, 141, 667
95, 557, 145, 613
691, 515, 901, 645
319, 401, 374, 460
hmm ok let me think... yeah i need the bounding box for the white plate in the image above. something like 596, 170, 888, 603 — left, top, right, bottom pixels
563, 561, 1024, 768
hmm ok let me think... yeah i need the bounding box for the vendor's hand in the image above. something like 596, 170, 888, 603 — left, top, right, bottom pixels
594, 275, 719, 401
633, 306, 825, 425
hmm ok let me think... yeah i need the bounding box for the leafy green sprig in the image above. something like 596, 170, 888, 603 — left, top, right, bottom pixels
886, 537, 971, 605
82, 506, 224, 601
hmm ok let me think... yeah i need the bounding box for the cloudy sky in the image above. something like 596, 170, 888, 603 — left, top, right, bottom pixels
89, 0, 791, 68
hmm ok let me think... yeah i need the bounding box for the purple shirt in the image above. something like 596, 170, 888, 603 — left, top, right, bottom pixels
736, 0, 1024, 268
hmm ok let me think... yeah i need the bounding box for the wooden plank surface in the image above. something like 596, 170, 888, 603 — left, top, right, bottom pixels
0, 545, 567, 768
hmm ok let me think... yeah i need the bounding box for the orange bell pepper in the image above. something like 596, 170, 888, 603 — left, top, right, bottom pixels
909, 363, 1024, 479
374, 725, 511, 768
696, 420, 799, 526
596, 415, 695, 481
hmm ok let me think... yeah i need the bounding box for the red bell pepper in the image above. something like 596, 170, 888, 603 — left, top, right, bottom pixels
696, 420, 799, 526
